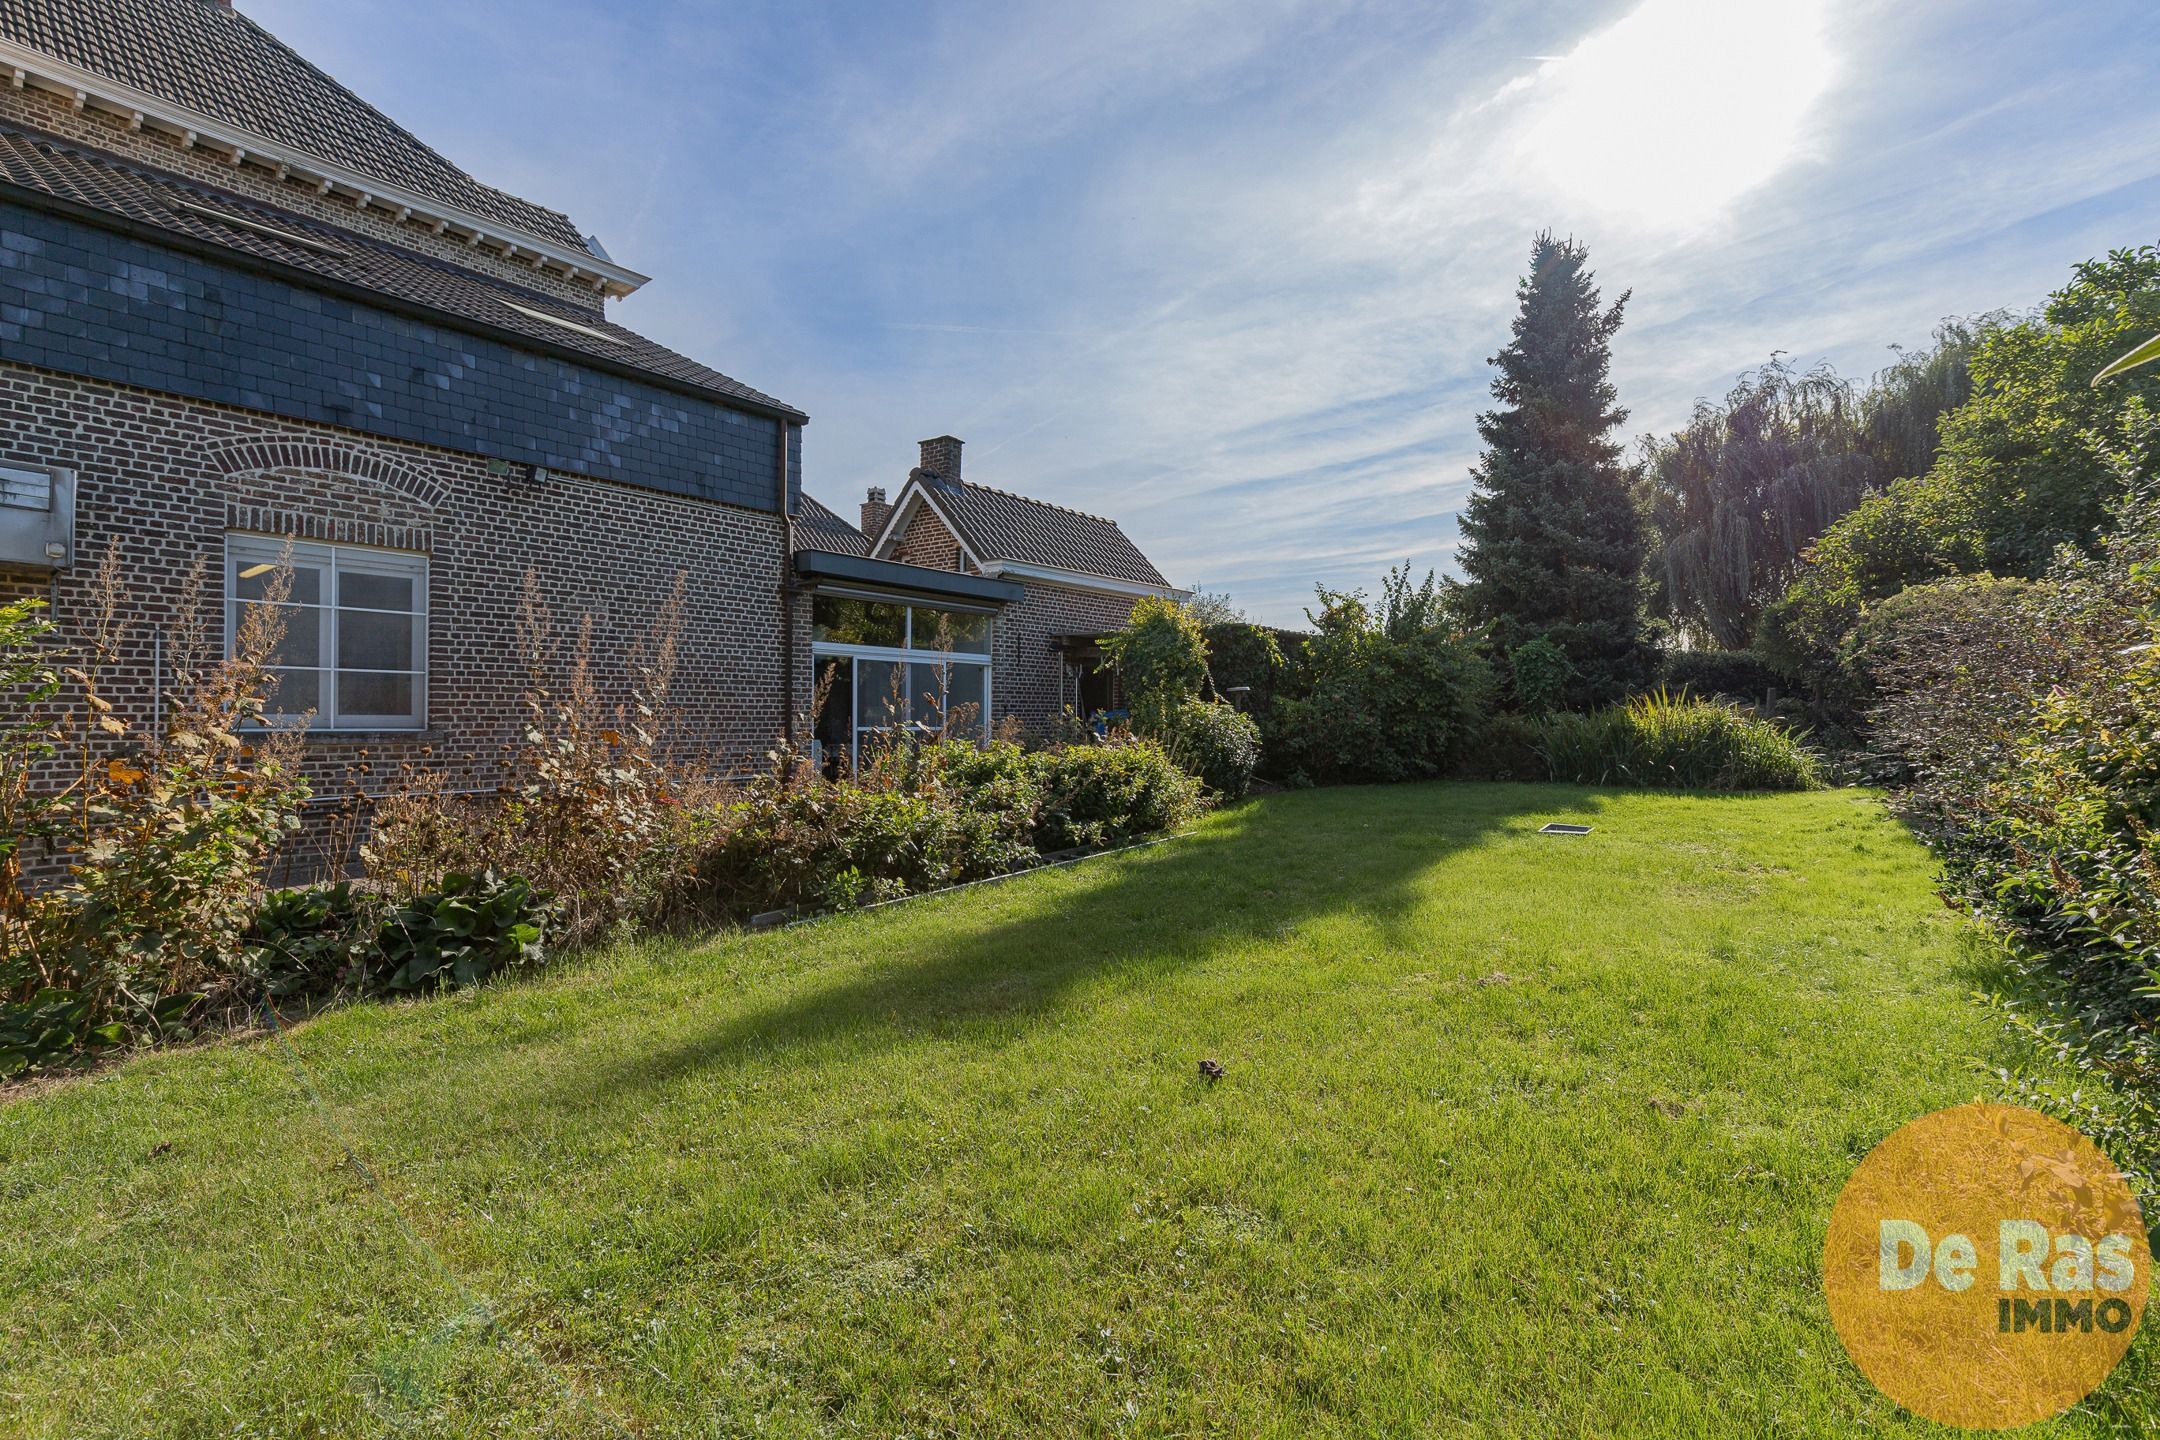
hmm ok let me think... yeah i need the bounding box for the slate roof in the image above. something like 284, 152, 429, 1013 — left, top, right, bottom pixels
0, 120, 805, 418
917, 477, 1171, 589
794, 493, 869, 555
0, 0, 588, 251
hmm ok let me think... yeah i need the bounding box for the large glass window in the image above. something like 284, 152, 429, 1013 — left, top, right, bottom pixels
909, 606, 990, 655
227, 534, 428, 730
809, 594, 994, 770
814, 596, 906, 649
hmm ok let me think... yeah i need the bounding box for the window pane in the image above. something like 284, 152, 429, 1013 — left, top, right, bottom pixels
340, 569, 416, 612
264, 667, 321, 715
813, 658, 854, 743
814, 596, 905, 648
912, 662, 987, 733
854, 659, 904, 729
256, 604, 321, 668
910, 607, 990, 654
949, 663, 987, 734
337, 670, 415, 720
909, 662, 945, 727
338, 609, 413, 671
235, 557, 322, 605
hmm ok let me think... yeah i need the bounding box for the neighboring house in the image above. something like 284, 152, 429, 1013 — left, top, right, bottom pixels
0, 0, 1179, 830
793, 435, 1184, 768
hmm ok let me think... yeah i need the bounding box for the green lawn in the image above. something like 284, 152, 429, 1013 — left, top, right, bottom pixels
3, 784, 2153, 1438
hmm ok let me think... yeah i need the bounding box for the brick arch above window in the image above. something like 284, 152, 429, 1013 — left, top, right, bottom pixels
204, 438, 451, 511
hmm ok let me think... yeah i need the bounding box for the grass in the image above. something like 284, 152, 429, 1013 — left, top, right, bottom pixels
3, 783, 2153, 1438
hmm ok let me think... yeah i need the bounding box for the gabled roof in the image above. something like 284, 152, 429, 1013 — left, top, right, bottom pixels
0, 0, 587, 252
0, 120, 805, 419
795, 494, 868, 556
899, 477, 1172, 590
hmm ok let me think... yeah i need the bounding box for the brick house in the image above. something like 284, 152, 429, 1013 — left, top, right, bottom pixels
791, 436, 1183, 767
0, 0, 1179, 820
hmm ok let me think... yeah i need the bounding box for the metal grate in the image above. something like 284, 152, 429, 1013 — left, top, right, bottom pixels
1539, 822, 1593, 836
0, 464, 51, 511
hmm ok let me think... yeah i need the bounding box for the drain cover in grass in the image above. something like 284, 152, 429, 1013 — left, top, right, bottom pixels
1539, 822, 1593, 836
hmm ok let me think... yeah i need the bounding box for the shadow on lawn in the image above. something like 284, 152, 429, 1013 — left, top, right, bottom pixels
580, 783, 1582, 1098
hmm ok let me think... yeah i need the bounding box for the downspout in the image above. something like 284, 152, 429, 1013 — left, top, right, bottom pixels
776, 423, 799, 746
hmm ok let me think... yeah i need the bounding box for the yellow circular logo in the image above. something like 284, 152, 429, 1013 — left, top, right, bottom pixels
1824, 1104, 2150, 1429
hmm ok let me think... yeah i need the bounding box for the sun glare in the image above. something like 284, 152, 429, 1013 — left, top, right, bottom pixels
1514, 0, 1834, 229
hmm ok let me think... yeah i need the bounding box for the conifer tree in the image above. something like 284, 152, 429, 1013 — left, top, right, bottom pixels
1456, 233, 1651, 706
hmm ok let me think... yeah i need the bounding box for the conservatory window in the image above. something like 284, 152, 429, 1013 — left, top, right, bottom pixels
811, 595, 994, 770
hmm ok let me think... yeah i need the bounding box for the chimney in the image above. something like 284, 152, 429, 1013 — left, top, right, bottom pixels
918, 435, 963, 485
861, 485, 891, 540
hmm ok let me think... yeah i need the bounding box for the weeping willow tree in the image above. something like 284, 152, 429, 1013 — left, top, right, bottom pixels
1639, 323, 1987, 650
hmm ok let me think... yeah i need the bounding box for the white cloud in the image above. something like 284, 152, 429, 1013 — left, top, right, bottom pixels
248, 0, 2160, 626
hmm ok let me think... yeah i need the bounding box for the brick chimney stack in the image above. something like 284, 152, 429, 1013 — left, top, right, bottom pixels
861, 485, 891, 540
918, 435, 963, 485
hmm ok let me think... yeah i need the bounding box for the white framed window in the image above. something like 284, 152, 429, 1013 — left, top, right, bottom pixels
226, 534, 428, 731
810, 595, 994, 770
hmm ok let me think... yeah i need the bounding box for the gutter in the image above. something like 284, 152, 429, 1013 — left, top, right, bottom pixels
777, 427, 798, 744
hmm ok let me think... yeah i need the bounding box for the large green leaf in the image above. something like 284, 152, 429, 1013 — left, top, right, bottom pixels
2092, 332, 2160, 385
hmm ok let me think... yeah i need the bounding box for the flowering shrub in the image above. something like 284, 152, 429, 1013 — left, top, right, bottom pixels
364, 570, 694, 946
2, 547, 310, 1075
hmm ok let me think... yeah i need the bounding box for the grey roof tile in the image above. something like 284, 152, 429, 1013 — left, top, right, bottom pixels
0, 0, 587, 249
0, 119, 805, 417
923, 477, 1169, 589
795, 493, 868, 555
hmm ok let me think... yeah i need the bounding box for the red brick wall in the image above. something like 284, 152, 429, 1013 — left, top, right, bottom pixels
888, 499, 972, 573
1, 359, 809, 829
993, 580, 1138, 732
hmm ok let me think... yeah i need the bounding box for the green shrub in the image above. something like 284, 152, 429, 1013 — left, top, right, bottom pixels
1537, 692, 1819, 791
1868, 485, 2160, 1189
1165, 698, 1260, 800
242, 882, 381, 998
1660, 649, 1780, 703
1203, 622, 1288, 714
1458, 712, 1548, 782
687, 742, 1049, 918
374, 872, 552, 992
1261, 567, 1493, 786
1506, 638, 1574, 716
1100, 595, 1204, 735
1032, 738, 1202, 851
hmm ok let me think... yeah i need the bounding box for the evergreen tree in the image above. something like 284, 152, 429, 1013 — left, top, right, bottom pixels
1456, 233, 1651, 707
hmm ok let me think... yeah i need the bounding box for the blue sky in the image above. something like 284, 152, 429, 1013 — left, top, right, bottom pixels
247, 0, 2160, 626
